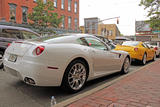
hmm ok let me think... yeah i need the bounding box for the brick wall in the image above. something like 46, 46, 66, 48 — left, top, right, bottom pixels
98, 24, 120, 40
0, 0, 79, 30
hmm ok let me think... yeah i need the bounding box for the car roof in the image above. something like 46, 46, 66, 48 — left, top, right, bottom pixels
35, 33, 98, 43
0, 25, 40, 36
55, 33, 96, 39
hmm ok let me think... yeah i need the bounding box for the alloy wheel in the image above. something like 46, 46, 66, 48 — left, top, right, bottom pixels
0, 52, 3, 69
143, 54, 146, 65
68, 63, 87, 91
123, 58, 130, 73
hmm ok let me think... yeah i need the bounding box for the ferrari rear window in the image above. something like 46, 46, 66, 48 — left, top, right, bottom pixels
31, 35, 64, 42
122, 41, 139, 46
30, 34, 74, 43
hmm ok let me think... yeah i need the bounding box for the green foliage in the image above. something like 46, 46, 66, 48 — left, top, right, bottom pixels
28, 0, 62, 33
139, 0, 160, 30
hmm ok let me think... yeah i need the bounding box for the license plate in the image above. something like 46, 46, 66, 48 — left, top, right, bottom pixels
8, 54, 17, 62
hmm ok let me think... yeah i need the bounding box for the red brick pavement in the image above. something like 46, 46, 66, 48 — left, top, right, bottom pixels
67, 60, 160, 107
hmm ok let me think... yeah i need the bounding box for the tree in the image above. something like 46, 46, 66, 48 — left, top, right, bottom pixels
139, 0, 160, 30
28, 0, 62, 34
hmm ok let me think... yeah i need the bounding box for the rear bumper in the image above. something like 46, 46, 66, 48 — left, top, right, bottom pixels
128, 52, 143, 61
3, 57, 64, 87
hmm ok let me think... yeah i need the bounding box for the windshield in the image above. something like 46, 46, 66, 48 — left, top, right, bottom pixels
0, 29, 21, 39
122, 41, 139, 46
0, 29, 39, 39
21, 31, 39, 39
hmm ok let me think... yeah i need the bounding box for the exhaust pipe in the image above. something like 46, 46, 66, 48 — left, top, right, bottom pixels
24, 77, 35, 85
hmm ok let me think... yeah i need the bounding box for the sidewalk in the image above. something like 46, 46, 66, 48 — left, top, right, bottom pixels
66, 60, 160, 107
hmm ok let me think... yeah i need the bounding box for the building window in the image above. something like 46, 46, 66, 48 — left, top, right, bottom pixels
109, 30, 112, 36
61, 0, 65, 9
43, 0, 47, 4
22, 7, 28, 23
54, 0, 57, 8
68, 16, 72, 29
74, 2, 77, 13
61, 15, 65, 29
9, 4, 17, 22
74, 18, 78, 30
68, 0, 71, 11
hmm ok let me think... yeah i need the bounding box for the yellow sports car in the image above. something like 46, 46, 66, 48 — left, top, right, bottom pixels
114, 41, 156, 65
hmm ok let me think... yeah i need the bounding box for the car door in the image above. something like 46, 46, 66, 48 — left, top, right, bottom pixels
145, 43, 155, 59
143, 43, 154, 60
84, 37, 121, 76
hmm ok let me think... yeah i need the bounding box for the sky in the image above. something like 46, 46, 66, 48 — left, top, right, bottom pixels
79, 0, 149, 35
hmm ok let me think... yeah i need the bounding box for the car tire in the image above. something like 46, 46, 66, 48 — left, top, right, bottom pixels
0, 51, 4, 69
61, 60, 88, 93
142, 53, 147, 65
121, 57, 130, 74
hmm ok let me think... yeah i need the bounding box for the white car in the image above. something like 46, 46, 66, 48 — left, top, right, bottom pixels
3, 34, 130, 92
145, 42, 160, 57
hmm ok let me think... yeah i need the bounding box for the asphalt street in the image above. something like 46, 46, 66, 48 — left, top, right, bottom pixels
0, 60, 155, 107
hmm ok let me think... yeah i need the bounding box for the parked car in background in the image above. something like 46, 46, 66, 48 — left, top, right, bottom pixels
145, 42, 160, 57
3, 34, 130, 93
95, 35, 116, 50
0, 25, 40, 68
114, 41, 156, 65
114, 36, 132, 45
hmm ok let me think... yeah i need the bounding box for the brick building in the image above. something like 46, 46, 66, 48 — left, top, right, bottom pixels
84, 17, 99, 34
98, 24, 120, 40
84, 17, 120, 40
0, 0, 79, 31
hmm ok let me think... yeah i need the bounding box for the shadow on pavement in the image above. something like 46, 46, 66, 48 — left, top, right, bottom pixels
1, 59, 156, 106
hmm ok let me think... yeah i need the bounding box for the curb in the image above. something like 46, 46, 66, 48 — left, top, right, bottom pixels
55, 59, 160, 107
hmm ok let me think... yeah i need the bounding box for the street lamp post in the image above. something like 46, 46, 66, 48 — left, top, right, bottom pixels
98, 16, 120, 24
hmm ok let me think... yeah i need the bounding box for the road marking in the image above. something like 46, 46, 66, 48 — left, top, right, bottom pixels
55, 60, 159, 107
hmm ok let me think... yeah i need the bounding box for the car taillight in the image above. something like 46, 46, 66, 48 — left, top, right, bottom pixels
154, 47, 158, 50
7, 43, 11, 47
134, 48, 138, 51
35, 46, 45, 55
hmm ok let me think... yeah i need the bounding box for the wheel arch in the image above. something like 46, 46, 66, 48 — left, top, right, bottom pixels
126, 55, 131, 63
61, 57, 90, 86
0, 48, 5, 55
142, 51, 147, 60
